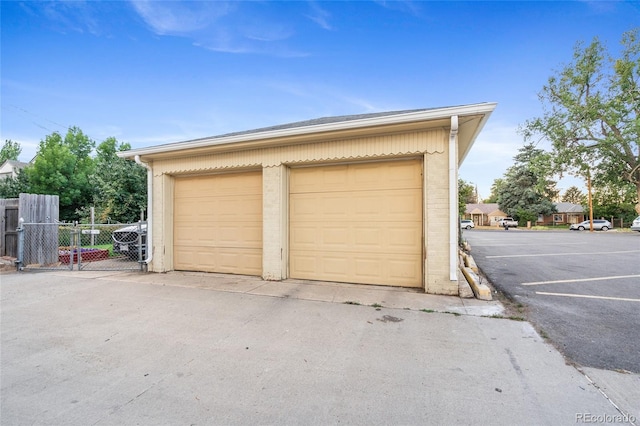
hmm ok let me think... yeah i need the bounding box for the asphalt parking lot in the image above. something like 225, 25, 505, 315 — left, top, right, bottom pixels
462, 228, 640, 373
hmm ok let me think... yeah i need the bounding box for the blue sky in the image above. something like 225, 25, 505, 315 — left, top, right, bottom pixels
1, 1, 638, 199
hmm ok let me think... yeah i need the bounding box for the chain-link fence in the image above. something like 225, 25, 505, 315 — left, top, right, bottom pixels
16, 222, 146, 272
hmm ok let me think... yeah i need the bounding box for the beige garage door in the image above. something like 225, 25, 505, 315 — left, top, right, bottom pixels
174, 171, 262, 275
290, 160, 422, 287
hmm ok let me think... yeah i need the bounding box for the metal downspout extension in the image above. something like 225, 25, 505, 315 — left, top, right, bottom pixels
135, 155, 153, 266
449, 115, 459, 281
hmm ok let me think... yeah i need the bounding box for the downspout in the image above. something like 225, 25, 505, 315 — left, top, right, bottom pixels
449, 116, 459, 281
135, 155, 153, 265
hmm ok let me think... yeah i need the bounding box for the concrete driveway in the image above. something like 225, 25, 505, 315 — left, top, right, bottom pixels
1, 270, 637, 425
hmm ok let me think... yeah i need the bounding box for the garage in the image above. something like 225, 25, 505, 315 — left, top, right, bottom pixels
173, 171, 263, 275
120, 103, 496, 295
289, 160, 423, 287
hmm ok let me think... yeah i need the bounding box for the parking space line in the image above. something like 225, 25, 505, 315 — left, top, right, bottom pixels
523, 275, 640, 286
474, 242, 586, 247
536, 292, 640, 302
486, 250, 640, 259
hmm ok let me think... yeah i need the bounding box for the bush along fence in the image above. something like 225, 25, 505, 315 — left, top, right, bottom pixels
15, 221, 147, 272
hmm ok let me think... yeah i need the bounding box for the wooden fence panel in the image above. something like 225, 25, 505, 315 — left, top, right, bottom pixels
19, 193, 60, 265
0, 198, 19, 257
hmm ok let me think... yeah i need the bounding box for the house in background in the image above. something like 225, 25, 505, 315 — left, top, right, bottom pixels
539, 202, 585, 225
465, 202, 585, 227
119, 103, 496, 295
464, 203, 507, 226
0, 160, 29, 180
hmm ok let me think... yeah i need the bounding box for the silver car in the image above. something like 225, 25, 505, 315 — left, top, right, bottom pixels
631, 216, 640, 232
569, 219, 612, 231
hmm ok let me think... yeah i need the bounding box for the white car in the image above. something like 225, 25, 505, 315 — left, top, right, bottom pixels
569, 220, 612, 231
460, 220, 475, 230
631, 216, 640, 232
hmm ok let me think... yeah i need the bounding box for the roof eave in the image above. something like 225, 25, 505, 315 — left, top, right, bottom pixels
118, 102, 497, 160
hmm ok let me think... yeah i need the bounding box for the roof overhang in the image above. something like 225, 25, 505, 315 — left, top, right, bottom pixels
118, 102, 496, 164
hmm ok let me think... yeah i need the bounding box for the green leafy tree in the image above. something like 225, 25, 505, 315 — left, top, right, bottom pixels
562, 186, 587, 204
458, 179, 476, 217
590, 180, 637, 222
484, 178, 505, 203
0, 170, 30, 198
0, 139, 22, 163
25, 127, 95, 220
521, 29, 640, 214
78, 137, 147, 223
496, 143, 558, 222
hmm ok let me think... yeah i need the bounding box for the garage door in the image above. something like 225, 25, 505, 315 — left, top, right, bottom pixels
174, 171, 262, 275
290, 160, 422, 287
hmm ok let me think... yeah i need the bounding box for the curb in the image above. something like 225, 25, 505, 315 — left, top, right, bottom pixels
459, 250, 492, 301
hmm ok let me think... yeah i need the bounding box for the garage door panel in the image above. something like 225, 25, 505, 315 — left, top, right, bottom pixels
290, 252, 422, 286
291, 224, 420, 254
174, 171, 262, 275
290, 160, 422, 287
292, 191, 419, 221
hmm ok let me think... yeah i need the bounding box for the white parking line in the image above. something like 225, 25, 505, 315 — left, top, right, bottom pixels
523, 275, 640, 286
486, 250, 640, 259
474, 242, 586, 247
536, 292, 640, 302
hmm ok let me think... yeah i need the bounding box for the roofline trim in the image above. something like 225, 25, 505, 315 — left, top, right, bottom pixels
118, 103, 497, 159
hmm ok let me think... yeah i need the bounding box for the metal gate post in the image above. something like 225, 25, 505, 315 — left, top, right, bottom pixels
15, 218, 24, 271
74, 222, 81, 270
137, 221, 144, 272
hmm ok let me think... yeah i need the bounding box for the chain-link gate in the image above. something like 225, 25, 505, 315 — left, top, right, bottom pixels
16, 222, 147, 272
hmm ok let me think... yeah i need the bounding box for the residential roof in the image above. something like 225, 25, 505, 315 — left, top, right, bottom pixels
554, 202, 584, 213
118, 102, 497, 163
0, 160, 29, 168
465, 202, 584, 215
199, 108, 438, 140
465, 203, 505, 215
0, 160, 30, 174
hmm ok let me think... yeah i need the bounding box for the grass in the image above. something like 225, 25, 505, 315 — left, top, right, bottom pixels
77, 243, 115, 257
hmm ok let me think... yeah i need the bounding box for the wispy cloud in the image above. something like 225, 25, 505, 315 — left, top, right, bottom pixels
305, 2, 333, 30
130, 1, 233, 35
129, 1, 309, 56
21, 1, 103, 36
373, 0, 422, 17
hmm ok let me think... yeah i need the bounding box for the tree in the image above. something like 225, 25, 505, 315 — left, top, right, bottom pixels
521, 29, 640, 214
0, 140, 22, 163
79, 137, 147, 223
0, 170, 30, 198
496, 143, 558, 222
590, 180, 637, 222
458, 179, 477, 217
484, 178, 505, 203
562, 186, 586, 204
25, 127, 95, 221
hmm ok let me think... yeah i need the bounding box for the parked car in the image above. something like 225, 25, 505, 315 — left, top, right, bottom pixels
631, 216, 640, 232
112, 223, 147, 259
498, 217, 518, 228
460, 220, 475, 230
569, 220, 612, 231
